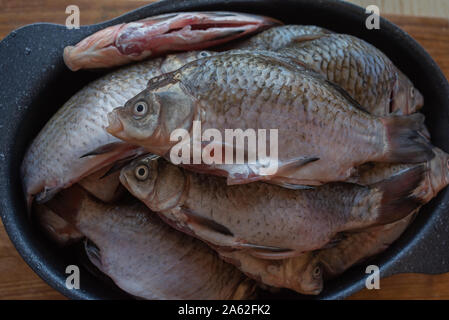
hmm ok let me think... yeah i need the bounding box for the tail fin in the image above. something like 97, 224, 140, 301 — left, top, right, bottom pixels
45, 185, 88, 225
373, 165, 426, 225
382, 113, 434, 163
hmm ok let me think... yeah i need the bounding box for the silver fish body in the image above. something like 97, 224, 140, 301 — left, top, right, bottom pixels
108, 52, 433, 187
275, 33, 424, 115
237, 26, 423, 116
46, 186, 256, 300
120, 156, 425, 257
21, 51, 213, 207
218, 249, 323, 295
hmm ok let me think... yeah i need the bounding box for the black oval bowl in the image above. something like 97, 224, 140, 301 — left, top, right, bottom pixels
1, 0, 449, 300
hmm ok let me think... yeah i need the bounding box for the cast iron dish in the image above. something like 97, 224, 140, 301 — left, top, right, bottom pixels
1, 0, 449, 300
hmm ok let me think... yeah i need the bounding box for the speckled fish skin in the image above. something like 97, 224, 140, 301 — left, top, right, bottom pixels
21, 51, 214, 207
317, 214, 414, 279
217, 249, 323, 295
46, 186, 256, 300
233, 25, 332, 51
273, 33, 424, 116
108, 52, 433, 187
120, 157, 425, 257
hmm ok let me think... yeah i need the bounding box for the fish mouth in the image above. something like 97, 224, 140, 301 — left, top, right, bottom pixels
106, 109, 124, 135
118, 170, 130, 192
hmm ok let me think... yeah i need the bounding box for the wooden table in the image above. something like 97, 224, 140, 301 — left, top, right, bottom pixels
1, 0, 449, 300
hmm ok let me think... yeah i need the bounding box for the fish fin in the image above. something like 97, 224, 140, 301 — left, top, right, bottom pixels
84, 239, 102, 268
322, 234, 345, 249
182, 207, 234, 236
271, 182, 316, 190
247, 247, 301, 260
80, 142, 128, 158
419, 126, 431, 141
324, 79, 371, 114
226, 174, 265, 186
382, 113, 435, 163
292, 34, 327, 43
45, 185, 88, 225
35, 186, 61, 204
224, 156, 318, 186
100, 153, 157, 179
372, 165, 426, 225
276, 156, 320, 177
180, 207, 244, 247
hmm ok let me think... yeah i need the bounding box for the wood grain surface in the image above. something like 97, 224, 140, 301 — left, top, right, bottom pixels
0, 0, 448, 300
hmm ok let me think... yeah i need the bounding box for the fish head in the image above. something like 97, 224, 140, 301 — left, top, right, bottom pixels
390, 71, 424, 115
297, 256, 324, 295
119, 154, 160, 203
107, 88, 161, 146
107, 75, 197, 155
281, 254, 323, 295
120, 155, 186, 212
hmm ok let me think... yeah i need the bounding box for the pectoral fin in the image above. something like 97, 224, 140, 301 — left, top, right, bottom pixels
100, 153, 158, 179
246, 245, 302, 260
180, 207, 242, 248
80, 142, 130, 158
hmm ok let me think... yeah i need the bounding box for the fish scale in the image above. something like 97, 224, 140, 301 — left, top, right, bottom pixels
109, 51, 433, 186
120, 157, 426, 258
46, 187, 254, 299
22, 52, 213, 206
276, 34, 412, 115
240, 29, 424, 115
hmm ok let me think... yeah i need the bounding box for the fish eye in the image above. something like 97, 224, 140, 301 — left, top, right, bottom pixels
134, 164, 150, 181
312, 266, 322, 279
199, 51, 211, 58
410, 87, 415, 99
133, 101, 148, 118
446, 159, 449, 169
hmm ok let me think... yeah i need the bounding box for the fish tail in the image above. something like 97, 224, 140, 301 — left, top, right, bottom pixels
382, 113, 435, 163
45, 185, 87, 225
373, 165, 426, 225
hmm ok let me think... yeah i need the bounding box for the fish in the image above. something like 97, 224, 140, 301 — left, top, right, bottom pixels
349, 147, 449, 203
45, 185, 257, 300
317, 214, 415, 279
63, 11, 281, 71
273, 33, 424, 115
119, 156, 425, 258
108, 51, 433, 187
217, 249, 323, 295
318, 147, 449, 277
34, 203, 84, 246
234, 26, 423, 116
21, 51, 216, 207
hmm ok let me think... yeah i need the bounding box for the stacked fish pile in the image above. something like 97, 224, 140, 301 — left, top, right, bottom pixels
21, 12, 449, 299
